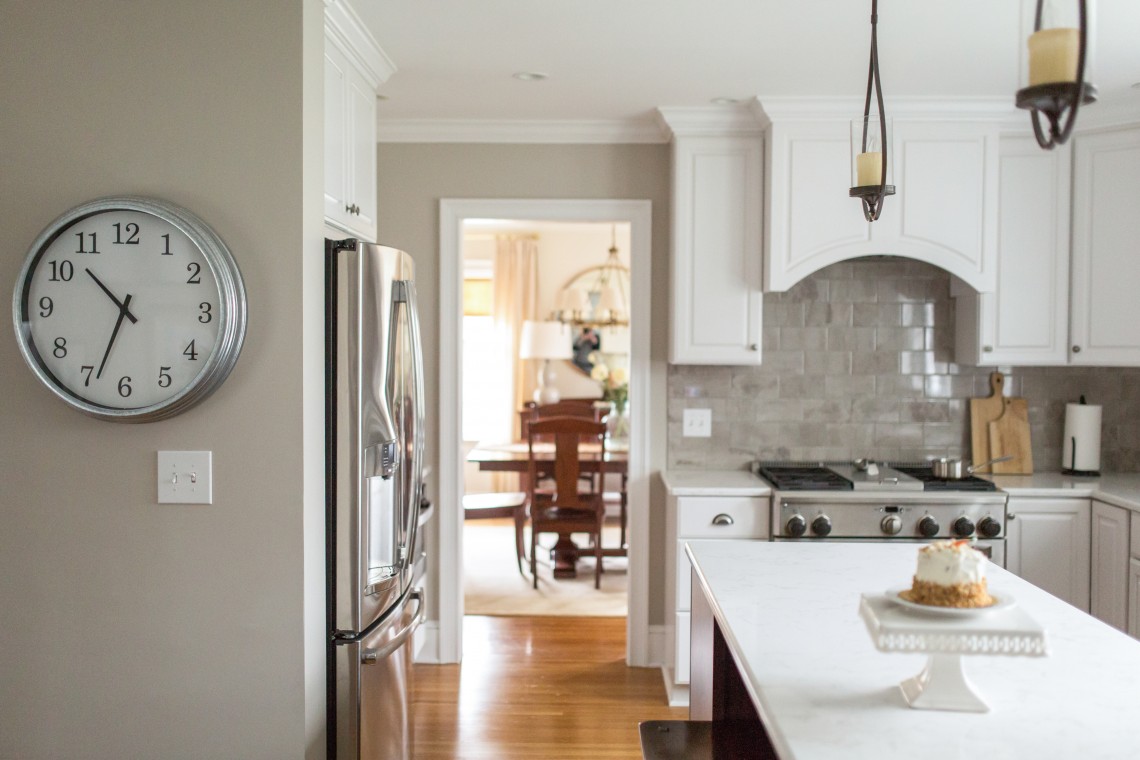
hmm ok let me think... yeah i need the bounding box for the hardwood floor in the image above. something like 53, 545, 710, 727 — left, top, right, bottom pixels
413, 616, 686, 759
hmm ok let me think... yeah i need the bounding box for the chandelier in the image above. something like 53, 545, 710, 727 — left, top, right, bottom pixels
554, 226, 630, 328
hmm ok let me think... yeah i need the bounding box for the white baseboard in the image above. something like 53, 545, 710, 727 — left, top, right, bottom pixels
413, 620, 440, 663
646, 624, 666, 667
660, 666, 691, 708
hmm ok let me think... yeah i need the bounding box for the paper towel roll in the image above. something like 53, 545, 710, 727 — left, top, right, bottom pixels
1062, 403, 1102, 474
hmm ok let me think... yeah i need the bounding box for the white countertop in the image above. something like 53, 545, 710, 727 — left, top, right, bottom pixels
686, 540, 1140, 760
660, 469, 771, 496
992, 472, 1140, 513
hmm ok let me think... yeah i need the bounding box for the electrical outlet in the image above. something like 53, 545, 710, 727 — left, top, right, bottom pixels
157, 451, 213, 504
682, 408, 712, 438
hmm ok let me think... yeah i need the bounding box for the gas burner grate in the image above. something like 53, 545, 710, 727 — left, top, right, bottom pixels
755, 465, 853, 491
889, 464, 998, 492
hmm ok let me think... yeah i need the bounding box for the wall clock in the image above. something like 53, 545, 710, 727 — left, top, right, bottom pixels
11, 196, 247, 422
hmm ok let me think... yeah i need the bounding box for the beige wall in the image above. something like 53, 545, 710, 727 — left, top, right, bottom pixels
0, 2, 325, 758
376, 143, 672, 625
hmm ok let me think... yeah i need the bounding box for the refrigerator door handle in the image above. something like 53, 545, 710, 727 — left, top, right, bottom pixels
360, 587, 425, 664
390, 280, 426, 572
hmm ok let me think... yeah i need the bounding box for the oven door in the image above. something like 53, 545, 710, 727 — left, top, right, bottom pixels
771, 537, 1005, 568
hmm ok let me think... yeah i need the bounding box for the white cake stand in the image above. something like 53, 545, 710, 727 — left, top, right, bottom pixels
859, 593, 1048, 713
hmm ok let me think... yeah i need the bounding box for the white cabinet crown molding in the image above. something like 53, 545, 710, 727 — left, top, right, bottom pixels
324, 0, 396, 91
657, 105, 765, 138
754, 96, 1017, 125
376, 118, 669, 144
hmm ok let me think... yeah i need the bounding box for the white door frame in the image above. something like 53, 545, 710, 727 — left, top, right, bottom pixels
438, 198, 652, 666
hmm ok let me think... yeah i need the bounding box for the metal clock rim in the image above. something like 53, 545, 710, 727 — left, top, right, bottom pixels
11, 195, 248, 423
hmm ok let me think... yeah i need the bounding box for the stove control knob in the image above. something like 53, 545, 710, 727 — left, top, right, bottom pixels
880, 515, 903, 535
918, 515, 940, 538
786, 514, 807, 537
977, 516, 1003, 538
811, 515, 832, 537
953, 517, 976, 537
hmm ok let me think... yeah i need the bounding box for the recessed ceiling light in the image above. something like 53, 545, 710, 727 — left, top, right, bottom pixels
513, 71, 548, 81
710, 97, 743, 105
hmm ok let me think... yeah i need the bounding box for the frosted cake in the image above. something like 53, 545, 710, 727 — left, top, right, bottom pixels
900, 539, 995, 608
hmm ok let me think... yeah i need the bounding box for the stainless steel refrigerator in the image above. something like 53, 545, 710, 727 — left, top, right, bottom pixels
326, 238, 426, 760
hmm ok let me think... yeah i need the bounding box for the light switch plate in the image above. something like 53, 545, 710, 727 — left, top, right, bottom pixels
682, 408, 712, 437
157, 451, 213, 504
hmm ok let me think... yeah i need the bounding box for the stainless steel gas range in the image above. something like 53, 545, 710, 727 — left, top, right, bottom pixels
753, 460, 1009, 566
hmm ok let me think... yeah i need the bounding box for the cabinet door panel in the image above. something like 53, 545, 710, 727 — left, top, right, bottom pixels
323, 45, 349, 224
1091, 501, 1130, 631
896, 138, 985, 259
1071, 128, 1140, 365
1129, 559, 1140, 640
347, 65, 377, 238
670, 136, 763, 364
1006, 498, 1090, 611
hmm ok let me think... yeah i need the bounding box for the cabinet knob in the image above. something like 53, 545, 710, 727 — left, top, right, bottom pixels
1007, 513, 1017, 521
983, 345, 993, 353
1072, 345, 1081, 353
711, 513, 735, 526
345, 203, 353, 214
749, 343, 759, 351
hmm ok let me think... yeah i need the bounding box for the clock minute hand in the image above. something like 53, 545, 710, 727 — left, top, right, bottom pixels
96, 293, 133, 380
85, 268, 138, 324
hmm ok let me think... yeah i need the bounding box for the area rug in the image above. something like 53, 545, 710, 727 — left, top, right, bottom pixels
463, 518, 628, 617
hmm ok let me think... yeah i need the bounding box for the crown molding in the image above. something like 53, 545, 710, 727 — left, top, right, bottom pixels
375, 118, 669, 144
655, 104, 766, 138
324, 0, 396, 90
754, 96, 1018, 124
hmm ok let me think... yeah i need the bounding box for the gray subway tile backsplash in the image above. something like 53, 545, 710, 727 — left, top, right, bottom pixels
668, 257, 1140, 472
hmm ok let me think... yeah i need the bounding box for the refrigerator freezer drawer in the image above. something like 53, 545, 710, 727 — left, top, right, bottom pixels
333, 588, 425, 760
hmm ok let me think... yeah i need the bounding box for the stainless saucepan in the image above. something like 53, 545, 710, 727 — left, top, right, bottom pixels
930, 455, 1013, 479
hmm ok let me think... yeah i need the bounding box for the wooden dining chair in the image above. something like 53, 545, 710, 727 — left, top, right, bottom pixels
521, 400, 610, 493
462, 491, 529, 574
526, 416, 607, 589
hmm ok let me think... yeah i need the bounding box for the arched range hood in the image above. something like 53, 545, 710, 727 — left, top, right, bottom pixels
757, 97, 1015, 294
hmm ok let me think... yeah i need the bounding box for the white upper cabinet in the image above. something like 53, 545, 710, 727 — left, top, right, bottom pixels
761, 101, 1001, 294
660, 109, 764, 365
955, 135, 1072, 365
1070, 126, 1140, 366
323, 0, 395, 243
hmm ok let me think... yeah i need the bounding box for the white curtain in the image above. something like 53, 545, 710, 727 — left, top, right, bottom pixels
492, 235, 539, 443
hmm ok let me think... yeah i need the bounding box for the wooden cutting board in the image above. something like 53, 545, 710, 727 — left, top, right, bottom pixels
969, 372, 1007, 466
987, 397, 1034, 474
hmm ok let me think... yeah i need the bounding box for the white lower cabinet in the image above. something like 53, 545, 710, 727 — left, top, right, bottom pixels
1004, 497, 1090, 612
663, 494, 769, 705
1129, 559, 1140, 640
1091, 500, 1131, 631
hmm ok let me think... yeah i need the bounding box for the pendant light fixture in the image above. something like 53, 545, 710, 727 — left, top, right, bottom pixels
849, 0, 894, 222
1016, 0, 1097, 149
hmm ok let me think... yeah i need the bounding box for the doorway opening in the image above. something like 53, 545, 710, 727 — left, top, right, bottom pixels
437, 199, 652, 666
461, 220, 632, 618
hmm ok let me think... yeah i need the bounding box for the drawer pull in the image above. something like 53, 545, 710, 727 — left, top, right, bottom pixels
711, 513, 735, 527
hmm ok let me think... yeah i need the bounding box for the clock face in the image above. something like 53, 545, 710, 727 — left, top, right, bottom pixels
13, 198, 246, 421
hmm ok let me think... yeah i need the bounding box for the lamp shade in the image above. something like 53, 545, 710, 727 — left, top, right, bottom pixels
519, 320, 572, 360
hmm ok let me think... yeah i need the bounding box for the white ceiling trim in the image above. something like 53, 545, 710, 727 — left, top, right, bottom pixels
375, 118, 669, 144
656, 105, 766, 138
324, 0, 396, 90
755, 96, 1020, 124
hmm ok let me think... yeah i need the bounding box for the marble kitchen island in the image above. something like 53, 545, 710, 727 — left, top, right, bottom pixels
684, 540, 1140, 759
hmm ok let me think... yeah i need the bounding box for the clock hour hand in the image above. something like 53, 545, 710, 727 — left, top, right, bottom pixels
85, 268, 138, 324
96, 293, 133, 380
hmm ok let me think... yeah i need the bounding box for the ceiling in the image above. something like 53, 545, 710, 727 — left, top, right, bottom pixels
355, 0, 1140, 139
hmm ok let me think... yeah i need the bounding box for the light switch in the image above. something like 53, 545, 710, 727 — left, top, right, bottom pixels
157, 451, 213, 504
682, 408, 712, 438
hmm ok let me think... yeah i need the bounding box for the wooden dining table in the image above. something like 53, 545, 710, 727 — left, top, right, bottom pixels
466, 440, 629, 579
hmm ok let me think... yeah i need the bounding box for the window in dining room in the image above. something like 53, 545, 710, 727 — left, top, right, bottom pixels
461, 261, 510, 444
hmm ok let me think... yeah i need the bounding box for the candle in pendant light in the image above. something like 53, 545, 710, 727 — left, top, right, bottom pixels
1028, 28, 1079, 85
856, 151, 883, 187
